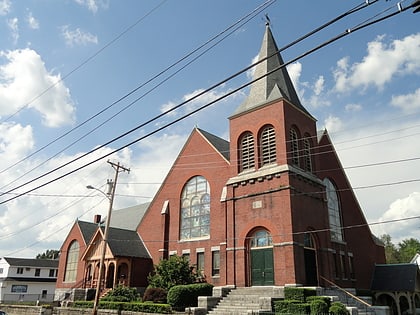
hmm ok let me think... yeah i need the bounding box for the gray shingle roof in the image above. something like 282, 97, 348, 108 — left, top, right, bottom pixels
232, 25, 311, 118
371, 263, 420, 291
197, 128, 230, 161
106, 227, 150, 259
77, 220, 98, 244
2, 257, 58, 268
109, 203, 150, 231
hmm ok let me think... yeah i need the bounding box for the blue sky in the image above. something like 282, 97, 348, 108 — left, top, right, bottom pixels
0, 0, 419, 258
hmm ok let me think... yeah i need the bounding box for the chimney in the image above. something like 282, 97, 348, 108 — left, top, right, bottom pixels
94, 214, 101, 224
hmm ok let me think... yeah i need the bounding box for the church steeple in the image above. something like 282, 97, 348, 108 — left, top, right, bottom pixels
233, 24, 310, 117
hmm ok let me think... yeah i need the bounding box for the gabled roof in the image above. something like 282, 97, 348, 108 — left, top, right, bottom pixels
77, 220, 98, 244
110, 202, 150, 231
232, 24, 311, 117
197, 128, 230, 161
2, 257, 58, 268
371, 263, 420, 292
105, 227, 150, 259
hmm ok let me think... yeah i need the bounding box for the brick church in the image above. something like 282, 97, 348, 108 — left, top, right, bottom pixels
55, 25, 385, 300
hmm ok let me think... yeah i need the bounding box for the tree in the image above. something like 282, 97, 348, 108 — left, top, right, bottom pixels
398, 238, 420, 263
147, 255, 198, 291
380, 234, 399, 264
36, 249, 60, 259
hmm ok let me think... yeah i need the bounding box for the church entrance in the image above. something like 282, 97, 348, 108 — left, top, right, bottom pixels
303, 232, 318, 286
249, 229, 274, 286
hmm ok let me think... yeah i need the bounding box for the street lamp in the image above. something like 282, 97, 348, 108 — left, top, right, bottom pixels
87, 179, 116, 315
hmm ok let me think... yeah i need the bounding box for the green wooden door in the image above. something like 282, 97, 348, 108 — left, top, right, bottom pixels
251, 248, 274, 286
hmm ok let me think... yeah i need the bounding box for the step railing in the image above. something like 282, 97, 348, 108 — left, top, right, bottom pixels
320, 276, 374, 314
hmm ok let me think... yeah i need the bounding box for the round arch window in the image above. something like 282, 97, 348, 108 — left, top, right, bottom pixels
250, 229, 273, 248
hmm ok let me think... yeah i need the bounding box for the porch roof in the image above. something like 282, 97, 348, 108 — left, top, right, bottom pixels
371, 263, 420, 292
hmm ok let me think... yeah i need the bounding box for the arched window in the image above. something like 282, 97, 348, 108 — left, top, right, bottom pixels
64, 240, 79, 282
180, 176, 210, 240
324, 178, 343, 242
250, 229, 273, 248
290, 128, 299, 166
239, 132, 255, 172
260, 125, 276, 166
303, 135, 312, 172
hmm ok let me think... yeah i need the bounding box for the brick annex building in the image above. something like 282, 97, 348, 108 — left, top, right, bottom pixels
55, 25, 385, 300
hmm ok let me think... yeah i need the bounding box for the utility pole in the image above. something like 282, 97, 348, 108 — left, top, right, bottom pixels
91, 160, 130, 315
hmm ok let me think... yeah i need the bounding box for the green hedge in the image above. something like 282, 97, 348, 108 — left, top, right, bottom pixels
274, 300, 309, 314
306, 296, 331, 308
309, 299, 329, 315
284, 287, 316, 302
167, 283, 213, 310
329, 302, 349, 315
72, 300, 172, 313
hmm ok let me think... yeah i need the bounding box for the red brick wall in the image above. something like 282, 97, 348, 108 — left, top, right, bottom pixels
56, 222, 87, 290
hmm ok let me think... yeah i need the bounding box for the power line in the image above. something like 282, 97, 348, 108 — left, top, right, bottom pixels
0, 0, 389, 203
0, 0, 276, 193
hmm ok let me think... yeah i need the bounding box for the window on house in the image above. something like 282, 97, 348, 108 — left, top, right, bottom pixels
212, 251, 220, 277
303, 136, 312, 172
197, 252, 205, 276
180, 176, 210, 240
49, 269, 55, 277
42, 290, 47, 299
182, 253, 190, 262
239, 132, 255, 172
64, 240, 80, 282
260, 126, 276, 166
289, 128, 299, 166
17, 267, 23, 274
324, 178, 344, 242
11, 285, 27, 293
0, 268, 3, 274
35, 268, 40, 277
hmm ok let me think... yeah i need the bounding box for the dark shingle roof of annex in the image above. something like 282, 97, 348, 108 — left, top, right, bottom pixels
106, 227, 150, 258
371, 263, 420, 292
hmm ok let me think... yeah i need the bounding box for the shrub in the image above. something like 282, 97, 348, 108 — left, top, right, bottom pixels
284, 287, 316, 302
307, 296, 331, 308
143, 287, 168, 303
72, 300, 172, 313
274, 300, 309, 314
310, 299, 329, 315
329, 301, 350, 315
101, 285, 139, 302
148, 255, 199, 291
167, 283, 213, 310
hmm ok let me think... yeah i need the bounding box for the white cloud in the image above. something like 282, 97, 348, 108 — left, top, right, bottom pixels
0, 48, 75, 127
372, 192, 420, 242
0, 0, 11, 15
345, 103, 362, 112
333, 33, 420, 92
0, 122, 34, 162
7, 17, 18, 44
61, 25, 98, 46
391, 88, 420, 114
323, 115, 343, 133
74, 0, 109, 13
26, 11, 39, 29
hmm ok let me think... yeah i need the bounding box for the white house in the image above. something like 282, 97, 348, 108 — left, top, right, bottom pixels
0, 257, 58, 303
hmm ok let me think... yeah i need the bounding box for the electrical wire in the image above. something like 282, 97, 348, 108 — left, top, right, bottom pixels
0, 0, 276, 192
0, 0, 389, 202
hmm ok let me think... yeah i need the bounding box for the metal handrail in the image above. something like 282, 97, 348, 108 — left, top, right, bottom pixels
320, 276, 372, 308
